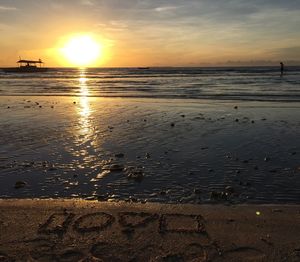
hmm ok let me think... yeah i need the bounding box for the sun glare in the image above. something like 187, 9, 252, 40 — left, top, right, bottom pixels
61, 35, 101, 67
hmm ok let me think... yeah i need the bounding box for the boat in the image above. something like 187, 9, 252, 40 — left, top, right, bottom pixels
2, 59, 48, 73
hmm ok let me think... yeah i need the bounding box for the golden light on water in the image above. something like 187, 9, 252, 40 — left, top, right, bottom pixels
61, 35, 102, 67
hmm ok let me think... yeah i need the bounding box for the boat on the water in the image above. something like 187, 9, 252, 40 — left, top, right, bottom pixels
2, 59, 48, 73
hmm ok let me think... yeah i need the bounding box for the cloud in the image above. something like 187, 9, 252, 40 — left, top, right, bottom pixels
80, 0, 94, 6
155, 6, 179, 12
0, 5, 17, 11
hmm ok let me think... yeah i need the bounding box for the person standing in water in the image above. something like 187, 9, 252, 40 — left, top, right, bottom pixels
280, 62, 284, 77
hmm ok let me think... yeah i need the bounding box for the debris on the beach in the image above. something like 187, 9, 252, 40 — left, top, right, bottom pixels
181, 114, 185, 117
235, 118, 239, 122
251, 120, 255, 123
115, 153, 125, 158
264, 157, 270, 162
14, 181, 27, 189
145, 153, 150, 159
170, 123, 175, 127
234, 106, 238, 109
73, 101, 76, 104
7, 106, 10, 109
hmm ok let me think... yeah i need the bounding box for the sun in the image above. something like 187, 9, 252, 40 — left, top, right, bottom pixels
61, 35, 102, 67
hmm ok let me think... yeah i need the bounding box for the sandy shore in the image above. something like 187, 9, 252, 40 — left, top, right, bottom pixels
0, 200, 299, 261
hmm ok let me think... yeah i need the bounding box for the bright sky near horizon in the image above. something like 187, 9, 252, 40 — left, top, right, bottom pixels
0, 0, 299, 67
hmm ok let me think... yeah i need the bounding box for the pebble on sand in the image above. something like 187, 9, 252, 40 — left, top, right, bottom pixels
115, 153, 125, 158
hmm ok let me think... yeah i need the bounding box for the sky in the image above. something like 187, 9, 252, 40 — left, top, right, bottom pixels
0, 0, 299, 67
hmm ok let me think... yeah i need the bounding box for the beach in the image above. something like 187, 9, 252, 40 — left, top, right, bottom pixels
0, 199, 300, 261
0, 67, 300, 260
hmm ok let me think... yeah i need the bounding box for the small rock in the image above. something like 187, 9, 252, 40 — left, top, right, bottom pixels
194, 188, 201, 194
225, 186, 235, 194
108, 164, 124, 172
15, 181, 27, 189
160, 190, 167, 195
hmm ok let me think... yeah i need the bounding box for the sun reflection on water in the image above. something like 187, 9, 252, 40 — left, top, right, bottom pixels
77, 70, 92, 139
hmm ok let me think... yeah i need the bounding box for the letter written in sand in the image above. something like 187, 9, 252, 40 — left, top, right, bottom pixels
38, 212, 75, 236
73, 212, 115, 233
159, 214, 207, 234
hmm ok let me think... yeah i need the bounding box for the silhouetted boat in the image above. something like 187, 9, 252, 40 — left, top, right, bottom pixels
138, 67, 150, 70
2, 59, 48, 73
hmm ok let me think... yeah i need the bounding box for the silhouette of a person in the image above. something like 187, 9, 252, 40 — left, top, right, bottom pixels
280, 62, 284, 77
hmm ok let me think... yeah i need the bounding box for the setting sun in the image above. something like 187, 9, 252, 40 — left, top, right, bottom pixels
61, 35, 102, 67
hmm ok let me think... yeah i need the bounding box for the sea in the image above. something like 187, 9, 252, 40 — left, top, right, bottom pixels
1, 66, 300, 101
0, 67, 300, 203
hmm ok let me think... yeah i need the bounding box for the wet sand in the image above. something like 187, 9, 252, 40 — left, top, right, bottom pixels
0, 199, 300, 261
0, 96, 300, 203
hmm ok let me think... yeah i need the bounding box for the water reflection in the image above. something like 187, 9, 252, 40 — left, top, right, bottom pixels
76, 69, 93, 143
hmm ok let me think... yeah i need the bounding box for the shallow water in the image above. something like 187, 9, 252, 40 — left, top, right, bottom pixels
0, 95, 299, 203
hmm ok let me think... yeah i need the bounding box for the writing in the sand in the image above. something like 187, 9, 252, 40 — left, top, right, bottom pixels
38, 211, 207, 236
